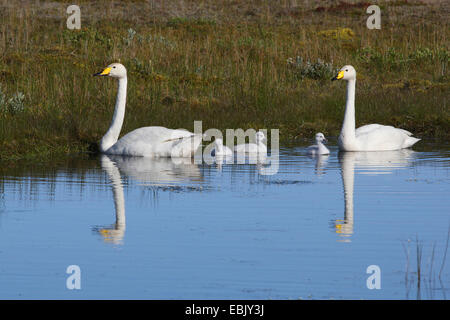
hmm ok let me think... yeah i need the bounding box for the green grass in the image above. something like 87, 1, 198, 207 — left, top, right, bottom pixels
0, 0, 448, 160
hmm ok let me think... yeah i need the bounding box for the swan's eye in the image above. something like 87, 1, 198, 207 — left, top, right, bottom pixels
113, 66, 116, 69
345, 69, 348, 72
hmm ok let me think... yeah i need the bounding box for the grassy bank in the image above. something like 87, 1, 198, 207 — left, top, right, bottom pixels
0, 0, 448, 160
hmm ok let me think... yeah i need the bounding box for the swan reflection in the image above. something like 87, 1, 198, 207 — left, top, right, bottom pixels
212, 154, 234, 172
95, 155, 202, 244
309, 154, 329, 176
335, 150, 416, 242
206, 152, 270, 175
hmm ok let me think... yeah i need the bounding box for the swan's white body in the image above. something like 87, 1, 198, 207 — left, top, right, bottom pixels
234, 131, 267, 155
95, 63, 202, 157
333, 65, 420, 151
307, 133, 330, 155
211, 138, 233, 156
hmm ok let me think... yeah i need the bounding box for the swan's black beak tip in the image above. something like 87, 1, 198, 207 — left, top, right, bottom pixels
93, 72, 102, 77
331, 76, 337, 81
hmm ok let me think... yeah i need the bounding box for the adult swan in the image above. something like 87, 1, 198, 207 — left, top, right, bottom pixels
93, 63, 202, 157
332, 65, 420, 151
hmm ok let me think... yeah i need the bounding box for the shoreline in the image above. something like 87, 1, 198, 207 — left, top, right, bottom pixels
0, 0, 448, 161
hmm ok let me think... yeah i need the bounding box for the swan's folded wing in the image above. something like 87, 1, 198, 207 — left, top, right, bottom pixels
356, 124, 412, 137
356, 125, 417, 151
306, 145, 317, 154
355, 124, 383, 136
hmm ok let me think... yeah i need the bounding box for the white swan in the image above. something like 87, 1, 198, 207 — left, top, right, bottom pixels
234, 131, 267, 155
332, 65, 420, 151
94, 63, 202, 157
211, 138, 233, 156
307, 133, 330, 155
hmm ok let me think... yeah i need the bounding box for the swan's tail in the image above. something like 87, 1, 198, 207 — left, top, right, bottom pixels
403, 136, 421, 149
165, 133, 204, 158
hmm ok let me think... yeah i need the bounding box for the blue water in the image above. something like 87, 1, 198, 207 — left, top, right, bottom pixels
0, 144, 449, 299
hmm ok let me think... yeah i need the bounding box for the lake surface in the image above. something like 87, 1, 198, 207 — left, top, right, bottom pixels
0, 142, 449, 299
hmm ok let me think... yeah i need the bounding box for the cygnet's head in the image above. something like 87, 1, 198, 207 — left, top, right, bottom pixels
315, 132, 327, 143
94, 63, 127, 79
256, 131, 265, 142
332, 65, 356, 81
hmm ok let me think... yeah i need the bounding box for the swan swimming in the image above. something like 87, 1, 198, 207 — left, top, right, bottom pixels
211, 138, 233, 157
332, 65, 420, 151
234, 131, 267, 155
93, 63, 202, 157
307, 133, 330, 155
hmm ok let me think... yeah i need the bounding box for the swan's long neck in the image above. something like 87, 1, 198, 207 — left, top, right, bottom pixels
100, 77, 127, 152
339, 79, 356, 145
215, 140, 223, 153
257, 138, 264, 146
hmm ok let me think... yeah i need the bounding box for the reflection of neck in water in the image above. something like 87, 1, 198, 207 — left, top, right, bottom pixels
336, 150, 415, 242
214, 154, 233, 173
96, 155, 203, 244
314, 154, 329, 176
98, 155, 126, 244
337, 152, 355, 240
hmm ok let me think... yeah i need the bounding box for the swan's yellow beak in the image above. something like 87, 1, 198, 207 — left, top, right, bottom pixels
331, 70, 344, 81
93, 67, 111, 77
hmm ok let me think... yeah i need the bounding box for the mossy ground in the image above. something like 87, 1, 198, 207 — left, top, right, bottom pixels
0, 0, 448, 161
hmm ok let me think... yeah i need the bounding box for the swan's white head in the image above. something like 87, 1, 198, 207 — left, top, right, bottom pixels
256, 131, 265, 143
332, 65, 356, 81
315, 132, 327, 143
94, 63, 127, 79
